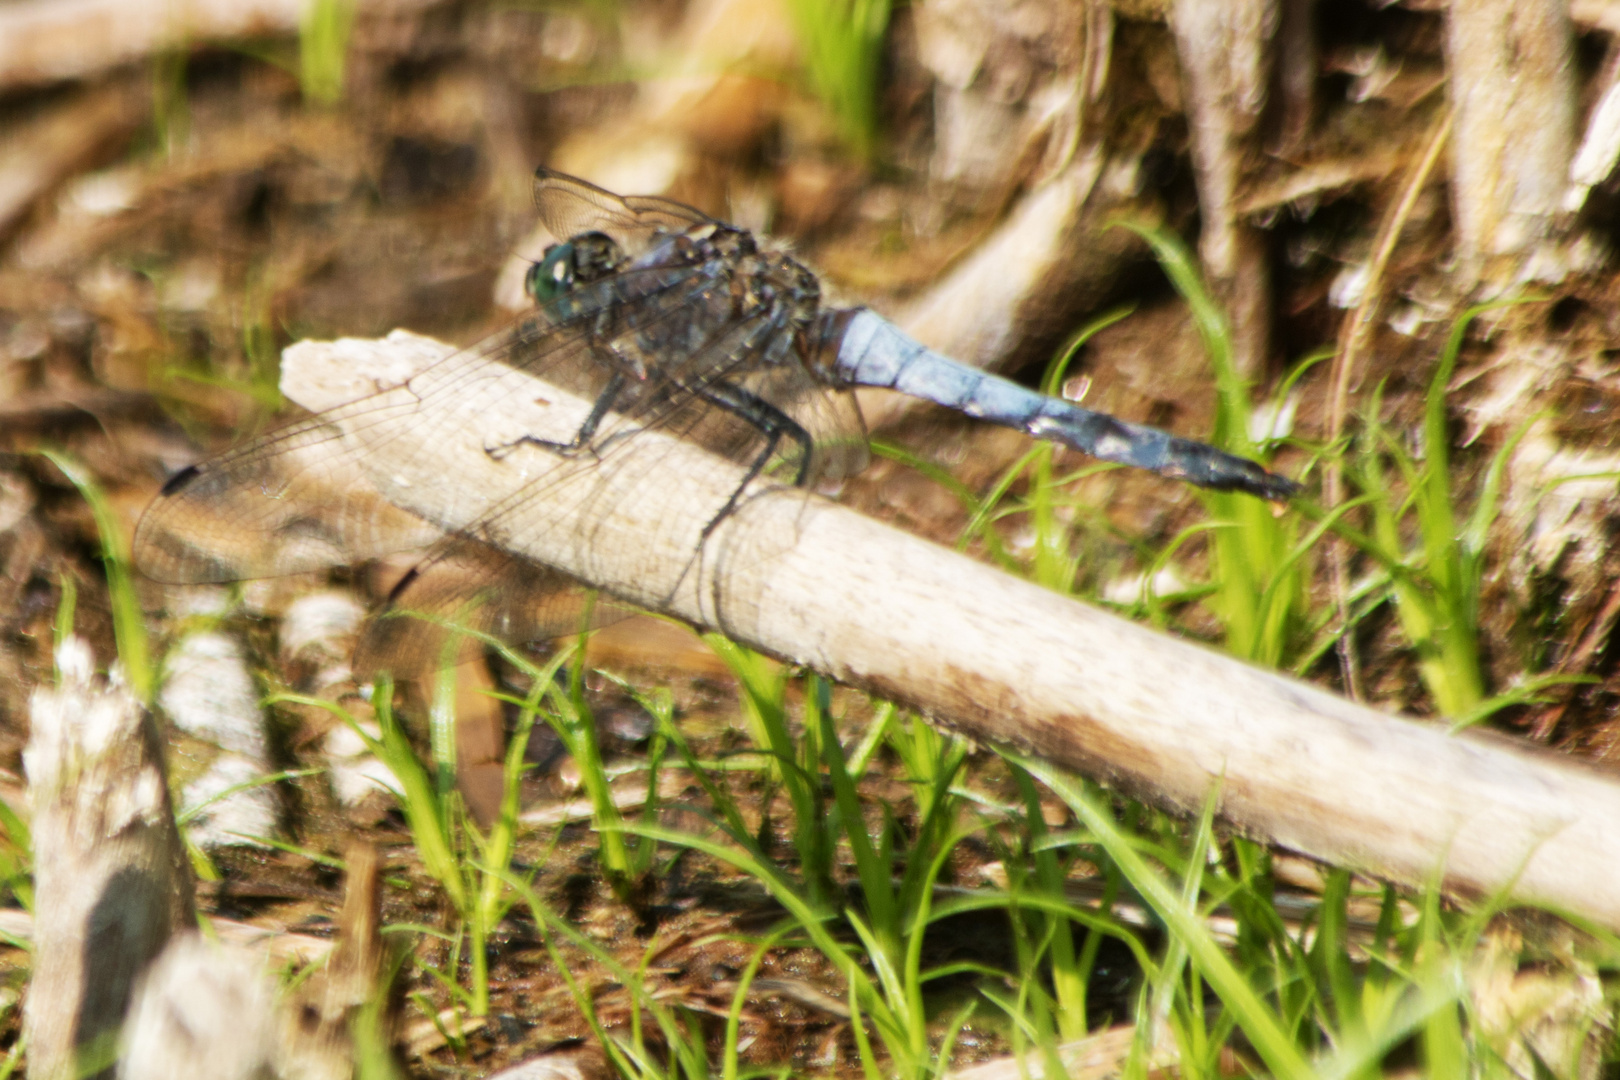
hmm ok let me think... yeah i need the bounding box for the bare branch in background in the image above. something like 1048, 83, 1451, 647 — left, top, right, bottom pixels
1445, 0, 1576, 281
1170, 0, 1277, 377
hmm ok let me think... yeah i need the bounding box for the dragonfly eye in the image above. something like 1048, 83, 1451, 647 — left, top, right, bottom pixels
527, 243, 577, 303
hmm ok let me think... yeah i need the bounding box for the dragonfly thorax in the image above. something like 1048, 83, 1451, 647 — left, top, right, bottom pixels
736, 249, 820, 338
526, 231, 627, 303
684, 227, 821, 363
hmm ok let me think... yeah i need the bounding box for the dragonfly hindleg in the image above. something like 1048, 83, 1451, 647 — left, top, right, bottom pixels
690, 379, 814, 540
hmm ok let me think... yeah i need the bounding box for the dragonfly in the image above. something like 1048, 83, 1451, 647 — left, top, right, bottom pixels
135, 168, 1297, 671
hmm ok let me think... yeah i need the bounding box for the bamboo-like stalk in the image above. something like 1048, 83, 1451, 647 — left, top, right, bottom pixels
1169, 0, 1275, 377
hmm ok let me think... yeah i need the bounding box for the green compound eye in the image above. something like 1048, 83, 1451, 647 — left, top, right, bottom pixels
526, 242, 576, 303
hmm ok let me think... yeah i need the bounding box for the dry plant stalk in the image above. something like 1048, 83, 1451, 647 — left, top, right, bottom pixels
119, 934, 281, 1080
282, 330, 1620, 931
0, 0, 436, 90
278, 838, 390, 1080
1445, 0, 1575, 279
1169, 0, 1275, 377
118, 841, 387, 1079
23, 638, 193, 1080
1322, 107, 1453, 699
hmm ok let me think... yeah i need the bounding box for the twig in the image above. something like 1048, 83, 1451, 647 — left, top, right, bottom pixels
0, 0, 433, 90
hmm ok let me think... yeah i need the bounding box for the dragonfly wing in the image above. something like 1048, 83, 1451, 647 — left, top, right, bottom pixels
134, 264, 706, 584
134, 404, 445, 583
532, 168, 713, 255
353, 537, 634, 676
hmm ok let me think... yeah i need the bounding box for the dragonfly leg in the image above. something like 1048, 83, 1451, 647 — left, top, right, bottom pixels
689, 379, 814, 540
486, 371, 628, 459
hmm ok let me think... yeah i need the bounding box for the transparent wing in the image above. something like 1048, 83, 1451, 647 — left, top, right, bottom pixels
345, 303, 862, 677
352, 538, 633, 677
135, 256, 865, 584
136, 207, 872, 672
133, 260, 716, 584
532, 167, 713, 255
740, 364, 870, 484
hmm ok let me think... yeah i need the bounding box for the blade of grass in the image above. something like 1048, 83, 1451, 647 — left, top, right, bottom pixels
300, 0, 355, 106
272, 685, 466, 911
38, 449, 154, 703
1012, 755, 1313, 1080
785, 0, 892, 160
1107, 223, 1305, 667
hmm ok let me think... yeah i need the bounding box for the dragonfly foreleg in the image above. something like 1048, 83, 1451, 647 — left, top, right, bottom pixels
486, 370, 628, 460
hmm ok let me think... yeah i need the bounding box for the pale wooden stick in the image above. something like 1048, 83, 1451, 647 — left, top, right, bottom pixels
0, 0, 432, 90
283, 331, 1620, 929
23, 638, 193, 1080
0, 0, 304, 88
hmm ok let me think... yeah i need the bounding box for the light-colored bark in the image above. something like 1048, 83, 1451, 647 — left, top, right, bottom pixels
0, 0, 434, 90
283, 330, 1620, 931
1564, 47, 1620, 214
1446, 0, 1576, 278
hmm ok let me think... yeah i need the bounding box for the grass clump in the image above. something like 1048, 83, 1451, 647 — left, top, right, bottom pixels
1337, 301, 1589, 727
1114, 223, 1314, 669
623, 655, 988, 1080
786, 0, 892, 161
272, 636, 564, 1018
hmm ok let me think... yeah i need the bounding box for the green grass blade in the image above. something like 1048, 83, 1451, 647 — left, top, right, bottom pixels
1014, 756, 1313, 1080
272, 686, 467, 910
785, 0, 893, 160
1112, 222, 1247, 453
53, 572, 77, 665
39, 449, 155, 702
299, 0, 355, 105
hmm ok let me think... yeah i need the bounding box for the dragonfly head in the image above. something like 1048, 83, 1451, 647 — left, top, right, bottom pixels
526, 231, 626, 303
